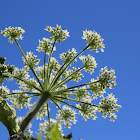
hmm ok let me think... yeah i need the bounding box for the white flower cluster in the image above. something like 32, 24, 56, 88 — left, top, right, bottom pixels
0, 64, 9, 83
98, 66, 116, 89
88, 78, 106, 99
0, 63, 14, 83
10, 90, 31, 110
0, 85, 10, 100
82, 94, 92, 103
82, 29, 105, 53
19, 78, 39, 92
49, 57, 61, 74
76, 92, 121, 122
22, 51, 40, 70
56, 105, 77, 128
76, 103, 97, 121
98, 93, 122, 122
60, 48, 77, 64
1, 26, 25, 44
66, 67, 84, 82
39, 118, 63, 137
36, 65, 45, 82
36, 37, 56, 55
36, 57, 61, 82
74, 86, 89, 101
79, 54, 97, 74
88, 67, 116, 100
45, 24, 70, 43
13, 67, 30, 82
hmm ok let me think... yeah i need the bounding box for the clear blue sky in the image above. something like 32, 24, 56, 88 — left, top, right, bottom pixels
0, 0, 140, 140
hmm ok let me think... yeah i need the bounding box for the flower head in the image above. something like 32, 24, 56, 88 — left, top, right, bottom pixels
1, 26, 25, 43
56, 105, 77, 128
45, 24, 70, 43
79, 54, 97, 74
82, 29, 105, 52
36, 37, 55, 55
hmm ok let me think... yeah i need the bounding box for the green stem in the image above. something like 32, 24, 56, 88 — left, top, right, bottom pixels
20, 91, 50, 133
51, 96, 81, 111
47, 102, 51, 131
8, 92, 40, 95
50, 66, 84, 92
67, 80, 99, 90
12, 75, 42, 92
51, 80, 99, 95
14, 39, 44, 91
46, 41, 56, 89
49, 44, 90, 90
52, 95, 97, 107
3, 92, 40, 98
44, 51, 47, 90
50, 98, 62, 110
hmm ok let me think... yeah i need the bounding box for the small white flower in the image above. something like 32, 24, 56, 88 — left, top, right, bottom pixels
109, 113, 117, 122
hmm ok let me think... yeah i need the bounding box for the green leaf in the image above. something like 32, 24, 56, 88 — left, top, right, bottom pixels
45, 136, 49, 140
37, 134, 42, 140
0, 96, 21, 135
50, 121, 61, 140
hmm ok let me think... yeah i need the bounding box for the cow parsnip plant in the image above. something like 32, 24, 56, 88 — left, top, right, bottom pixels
0, 25, 121, 140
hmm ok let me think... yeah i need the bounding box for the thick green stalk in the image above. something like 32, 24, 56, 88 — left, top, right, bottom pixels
20, 91, 50, 133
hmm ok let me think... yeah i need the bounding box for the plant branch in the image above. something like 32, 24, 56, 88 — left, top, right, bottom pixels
49, 44, 90, 90
51, 96, 81, 111
50, 66, 84, 92
51, 80, 100, 95
52, 95, 97, 107
43, 51, 47, 90
47, 102, 51, 132
46, 41, 56, 89
14, 39, 44, 91
12, 75, 42, 92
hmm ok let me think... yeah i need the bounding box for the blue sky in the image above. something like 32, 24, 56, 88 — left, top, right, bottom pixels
0, 0, 140, 140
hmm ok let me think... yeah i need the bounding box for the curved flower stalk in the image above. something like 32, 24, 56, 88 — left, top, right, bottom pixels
1, 25, 121, 139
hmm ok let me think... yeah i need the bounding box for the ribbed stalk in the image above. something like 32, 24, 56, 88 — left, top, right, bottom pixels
20, 91, 50, 133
